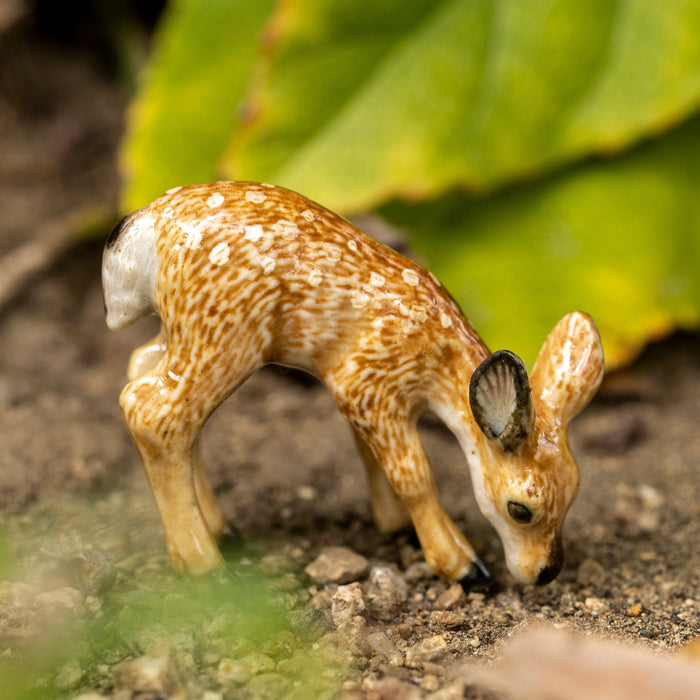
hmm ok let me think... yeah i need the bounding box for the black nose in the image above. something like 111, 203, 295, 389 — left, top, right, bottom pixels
536, 541, 564, 585
536, 560, 561, 585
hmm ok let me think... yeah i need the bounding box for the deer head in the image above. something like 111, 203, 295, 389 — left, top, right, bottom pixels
468, 312, 604, 584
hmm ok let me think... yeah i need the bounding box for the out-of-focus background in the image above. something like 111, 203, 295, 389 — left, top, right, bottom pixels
0, 2, 698, 698
4, 0, 700, 364
118, 0, 700, 368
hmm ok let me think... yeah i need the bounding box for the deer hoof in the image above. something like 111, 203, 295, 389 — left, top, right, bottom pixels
217, 523, 245, 557
458, 557, 493, 591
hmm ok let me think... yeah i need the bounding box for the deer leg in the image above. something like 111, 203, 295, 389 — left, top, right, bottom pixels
352, 428, 411, 533
127, 325, 167, 381
120, 347, 250, 576
191, 437, 226, 536
124, 323, 240, 548
192, 437, 243, 549
361, 421, 489, 585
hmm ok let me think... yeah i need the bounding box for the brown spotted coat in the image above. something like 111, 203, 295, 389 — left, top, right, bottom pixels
103, 182, 604, 583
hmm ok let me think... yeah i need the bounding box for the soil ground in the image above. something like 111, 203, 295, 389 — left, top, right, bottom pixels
0, 15, 698, 700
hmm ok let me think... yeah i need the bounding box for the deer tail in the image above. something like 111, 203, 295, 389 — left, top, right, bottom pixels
102, 208, 158, 330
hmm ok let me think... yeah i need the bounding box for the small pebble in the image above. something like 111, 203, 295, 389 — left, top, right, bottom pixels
429, 610, 463, 629
216, 658, 252, 685
337, 614, 368, 640
365, 630, 403, 666
426, 680, 470, 700
626, 603, 643, 617
246, 672, 290, 698
584, 597, 608, 615
434, 584, 466, 610
361, 674, 422, 699
337, 616, 371, 656
305, 546, 369, 585
420, 673, 440, 691
0, 581, 38, 607
468, 591, 486, 609
405, 635, 449, 669
403, 561, 434, 583
296, 485, 317, 501
54, 659, 84, 690
365, 566, 408, 621
331, 583, 366, 625
34, 586, 85, 615
115, 655, 186, 698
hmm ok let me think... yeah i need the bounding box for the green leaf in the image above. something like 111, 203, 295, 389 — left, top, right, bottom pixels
382, 118, 700, 369
120, 0, 275, 212
224, 0, 700, 213
119, 0, 700, 364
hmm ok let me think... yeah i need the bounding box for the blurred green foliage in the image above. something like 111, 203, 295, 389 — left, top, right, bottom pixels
0, 491, 350, 697
0, 569, 344, 698
121, 0, 700, 367
0, 543, 346, 698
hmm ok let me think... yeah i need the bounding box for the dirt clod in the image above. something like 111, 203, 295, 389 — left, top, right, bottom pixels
434, 584, 466, 611
305, 546, 370, 585
332, 583, 368, 625
115, 655, 188, 699
405, 635, 450, 669
366, 566, 409, 621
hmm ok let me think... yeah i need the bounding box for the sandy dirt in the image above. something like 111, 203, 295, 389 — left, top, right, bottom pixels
0, 13, 698, 700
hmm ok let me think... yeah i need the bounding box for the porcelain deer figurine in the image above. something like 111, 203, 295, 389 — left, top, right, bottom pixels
103, 182, 604, 587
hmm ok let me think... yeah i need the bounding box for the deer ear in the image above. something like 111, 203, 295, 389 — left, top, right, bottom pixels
469, 350, 535, 452
530, 312, 605, 427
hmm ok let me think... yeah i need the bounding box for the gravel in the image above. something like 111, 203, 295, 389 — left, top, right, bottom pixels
0, 19, 698, 698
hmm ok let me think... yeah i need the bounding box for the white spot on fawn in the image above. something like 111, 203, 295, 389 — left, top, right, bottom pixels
162, 206, 175, 220
323, 244, 342, 261
273, 219, 299, 236
206, 192, 225, 208
301, 209, 315, 222
409, 306, 428, 323
402, 269, 420, 286
351, 290, 370, 309
209, 242, 230, 266
245, 225, 264, 242
370, 272, 385, 287
166, 185, 182, 195
348, 240, 358, 252
308, 269, 323, 287
440, 313, 453, 329
261, 256, 276, 274
179, 220, 203, 250
258, 236, 274, 253
245, 190, 267, 204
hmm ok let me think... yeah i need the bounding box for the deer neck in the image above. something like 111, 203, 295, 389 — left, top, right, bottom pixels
424, 326, 495, 505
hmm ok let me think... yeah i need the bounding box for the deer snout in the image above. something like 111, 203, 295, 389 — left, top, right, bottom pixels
508, 535, 564, 585
535, 538, 564, 586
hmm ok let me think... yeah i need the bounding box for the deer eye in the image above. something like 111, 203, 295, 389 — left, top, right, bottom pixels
507, 501, 532, 523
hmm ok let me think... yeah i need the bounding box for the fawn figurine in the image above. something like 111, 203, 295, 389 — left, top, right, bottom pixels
103, 182, 604, 587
